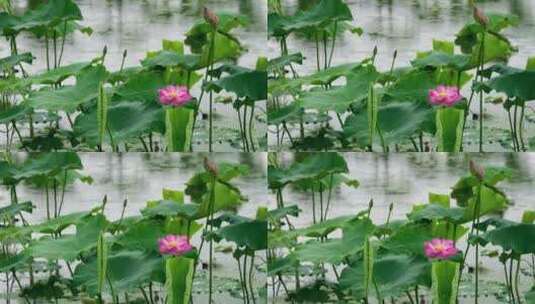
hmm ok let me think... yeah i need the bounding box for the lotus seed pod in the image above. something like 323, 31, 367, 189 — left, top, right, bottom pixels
203, 7, 219, 28
204, 157, 218, 177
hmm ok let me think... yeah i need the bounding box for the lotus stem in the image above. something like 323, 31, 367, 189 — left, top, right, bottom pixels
57, 20, 67, 67
315, 33, 321, 72
478, 32, 486, 152
237, 257, 247, 304
390, 50, 398, 75
519, 101, 526, 151
509, 258, 516, 304
327, 21, 338, 68
323, 173, 334, 221
248, 105, 256, 151
53, 30, 57, 69
45, 32, 50, 71
120, 49, 127, 72
208, 174, 216, 304
243, 105, 250, 151
249, 254, 256, 304
243, 254, 250, 302
514, 257, 521, 304
207, 28, 216, 153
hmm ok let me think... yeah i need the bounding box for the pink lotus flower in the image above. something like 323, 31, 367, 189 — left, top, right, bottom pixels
428, 85, 462, 107
158, 85, 193, 107
158, 235, 193, 256
424, 238, 458, 259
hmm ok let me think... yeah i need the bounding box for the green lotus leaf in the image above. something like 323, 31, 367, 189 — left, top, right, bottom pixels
385, 70, 438, 104
0, 104, 31, 125
408, 204, 466, 224
165, 256, 195, 304
0, 52, 34, 71
141, 51, 201, 71
205, 68, 267, 101
268, 53, 304, 72
73, 249, 164, 296
0, 0, 82, 34
27, 213, 108, 261
73, 100, 165, 147
268, 152, 348, 189
0, 251, 32, 273
141, 200, 199, 219
411, 51, 471, 71
269, 61, 364, 96
291, 218, 375, 265
268, 0, 352, 37
216, 220, 267, 251
14, 152, 82, 180
343, 102, 433, 147
479, 223, 535, 254
431, 261, 460, 304
113, 70, 165, 103
0, 201, 34, 219
297, 65, 380, 113
339, 253, 431, 299
382, 223, 434, 256
26, 64, 108, 112
113, 218, 166, 252
267, 205, 301, 223
484, 70, 535, 101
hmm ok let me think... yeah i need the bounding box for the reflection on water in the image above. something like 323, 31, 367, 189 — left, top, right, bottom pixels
277, 153, 535, 227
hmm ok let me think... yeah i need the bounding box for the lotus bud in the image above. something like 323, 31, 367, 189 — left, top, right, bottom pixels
203, 7, 219, 29
393, 49, 398, 59
203, 157, 218, 177
473, 5, 489, 27
122, 49, 128, 58
373, 45, 378, 57
101, 195, 108, 212
469, 160, 485, 181
368, 199, 374, 209
389, 202, 394, 213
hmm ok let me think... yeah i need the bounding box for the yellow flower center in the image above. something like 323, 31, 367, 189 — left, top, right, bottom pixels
433, 243, 445, 252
